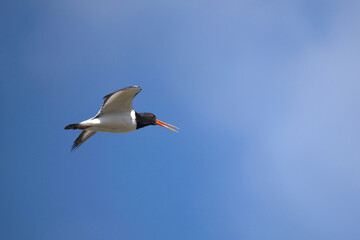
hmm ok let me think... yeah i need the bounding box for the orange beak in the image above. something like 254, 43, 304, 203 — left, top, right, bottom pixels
156, 119, 179, 133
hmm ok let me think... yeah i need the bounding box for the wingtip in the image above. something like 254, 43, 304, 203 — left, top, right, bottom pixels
71, 145, 79, 152
130, 85, 142, 91
102, 86, 142, 100
71, 140, 81, 152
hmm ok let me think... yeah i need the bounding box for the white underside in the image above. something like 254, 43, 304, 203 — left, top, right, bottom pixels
80, 110, 137, 133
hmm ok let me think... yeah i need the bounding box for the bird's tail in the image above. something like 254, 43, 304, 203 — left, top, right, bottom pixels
65, 123, 81, 130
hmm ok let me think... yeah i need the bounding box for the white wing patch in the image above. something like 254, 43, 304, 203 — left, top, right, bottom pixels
131, 110, 136, 126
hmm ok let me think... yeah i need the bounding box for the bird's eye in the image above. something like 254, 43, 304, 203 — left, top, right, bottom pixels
150, 114, 154, 118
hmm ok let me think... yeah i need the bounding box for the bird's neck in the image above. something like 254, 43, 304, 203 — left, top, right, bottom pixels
135, 112, 150, 129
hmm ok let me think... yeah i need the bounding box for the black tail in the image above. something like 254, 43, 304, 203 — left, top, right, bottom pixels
65, 123, 80, 130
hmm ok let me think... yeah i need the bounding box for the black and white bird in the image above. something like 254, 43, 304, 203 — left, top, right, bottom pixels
65, 86, 178, 151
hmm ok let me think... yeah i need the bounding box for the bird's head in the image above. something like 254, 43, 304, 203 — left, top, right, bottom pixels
136, 112, 179, 132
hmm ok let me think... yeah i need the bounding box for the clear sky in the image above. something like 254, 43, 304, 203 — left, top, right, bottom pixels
1, 1, 360, 239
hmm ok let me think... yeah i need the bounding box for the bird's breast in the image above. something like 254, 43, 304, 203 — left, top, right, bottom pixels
85, 112, 136, 133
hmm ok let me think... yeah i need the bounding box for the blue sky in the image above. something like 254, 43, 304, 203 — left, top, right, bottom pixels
1, 0, 359, 239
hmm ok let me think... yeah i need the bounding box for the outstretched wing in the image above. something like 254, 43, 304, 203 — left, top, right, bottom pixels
94, 86, 142, 118
71, 130, 96, 151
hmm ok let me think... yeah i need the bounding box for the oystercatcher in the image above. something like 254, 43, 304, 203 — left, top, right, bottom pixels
65, 86, 178, 151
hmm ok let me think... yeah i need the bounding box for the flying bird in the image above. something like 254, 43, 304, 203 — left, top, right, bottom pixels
65, 86, 178, 151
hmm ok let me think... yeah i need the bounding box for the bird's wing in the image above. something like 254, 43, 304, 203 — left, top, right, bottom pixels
71, 130, 96, 151
94, 86, 142, 117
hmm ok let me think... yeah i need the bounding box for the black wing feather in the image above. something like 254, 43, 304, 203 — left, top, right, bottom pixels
71, 130, 96, 151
